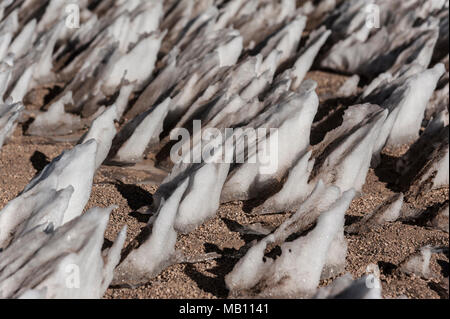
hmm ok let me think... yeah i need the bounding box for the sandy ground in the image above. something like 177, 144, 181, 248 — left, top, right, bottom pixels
0, 71, 448, 299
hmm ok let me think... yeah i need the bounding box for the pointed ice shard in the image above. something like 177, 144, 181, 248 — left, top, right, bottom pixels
0, 59, 12, 104
226, 189, 355, 298
269, 181, 342, 244
311, 104, 388, 193
337, 75, 360, 97
429, 201, 449, 233
221, 80, 319, 203
33, 21, 64, 83
126, 48, 178, 118
322, 230, 348, 280
291, 27, 331, 90
260, 16, 307, 68
174, 141, 234, 233
0, 107, 20, 150
399, 245, 441, 279
8, 19, 36, 59
112, 178, 189, 287
112, 98, 170, 163
121, 1, 164, 52
0, 8, 18, 35
80, 105, 117, 169
0, 32, 12, 62
225, 236, 275, 292
258, 189, 355, 298
320, 28, 390, 75
346, 193, 404, 234
216, 33, 243, 67
27, 92, 82, 136
114, 83, 134, 120
251, 151, 315, 214
102, 31, 165, 94
21, 139, 98, 224
9, 63, 34, 103
383, 63, 446, 148
0, 186, 74, 248
0, 207, 126, 299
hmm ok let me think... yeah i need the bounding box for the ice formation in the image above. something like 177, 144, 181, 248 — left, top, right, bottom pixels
221, 80, 319, 203
399, 246, 444, 279
111, 98, 170, 163
0, 0, 448, 300
320, 0, 448, 78
0, 186, 73, 249
101, 31, 165, 93
251, 151, 316, 214
314, 272, 382, 299
80, 105, 117, 169
113, 179, 189, 287
430, 201, 449, 233
0, 60, 24, 150
225, 189, 355, 298
0, 101, 23, 151
10, 140, 97, 227
346, 193, 404, 234
175, 159, 232, 234
397, 123, 449, 196
381, 64, 446, 148
310, 104, 388, 193
27, 92, 82, 137
337, 75, 360, 98
0, 207, 126, 299
290, 27, 331, 90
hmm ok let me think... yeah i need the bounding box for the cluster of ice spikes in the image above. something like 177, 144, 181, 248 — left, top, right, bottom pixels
0, 0, 448, 299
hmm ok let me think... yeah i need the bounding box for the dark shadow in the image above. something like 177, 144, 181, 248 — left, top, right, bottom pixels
184, 263, 231, 299
403, 201, 447, 227
30, 151, 50, 173
437, 259, 449, 278
381, 125, 449, 195
373, 153, 403, 192
242, 178, 284, 214
101, 237, 113, 251
241, 197, 269, 214
344, 215, 362, 227
428, 281, 449, 299
377, 261, 397, 275
310, 95, 357, 146
114, 181, 153, 211
221, 218, 266, 243
265, 245, 282, 260
128, 211, 151, 224
155, 138, 178, 169
41, 85, 64, 111
184, 243, 241, 298
119, 226, 152, 264
22, 117, 34, 135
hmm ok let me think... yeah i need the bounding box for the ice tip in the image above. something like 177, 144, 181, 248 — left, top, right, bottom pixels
343, 188, 357, 200
432, 62, 446, 76
299, 79, 318, 93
